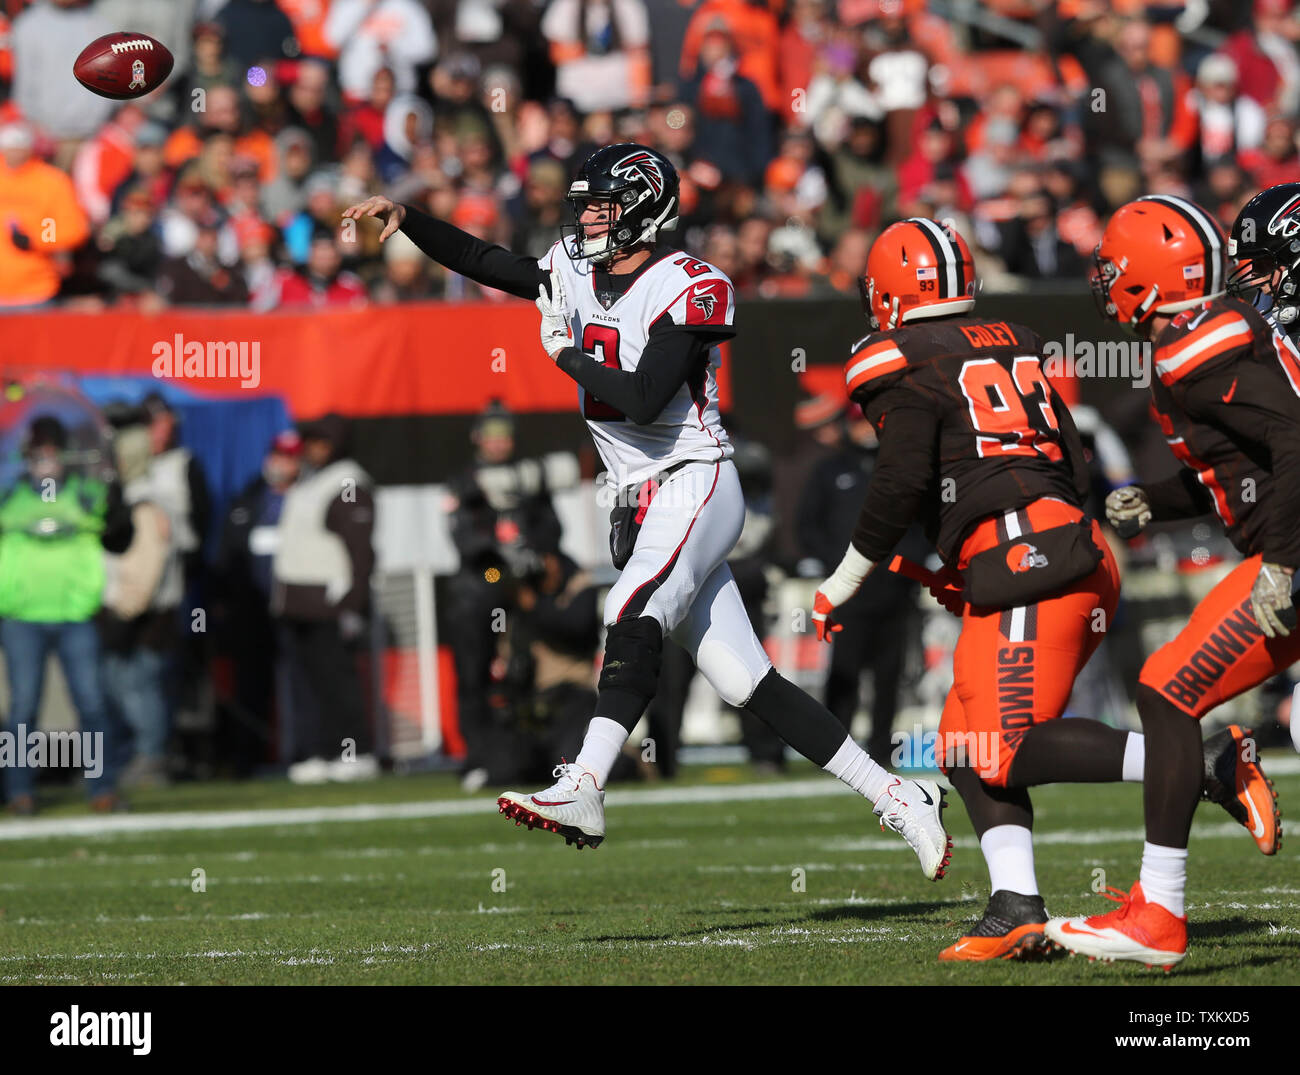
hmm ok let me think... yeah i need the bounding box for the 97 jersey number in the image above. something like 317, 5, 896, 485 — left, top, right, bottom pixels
958, 355, 1063, 462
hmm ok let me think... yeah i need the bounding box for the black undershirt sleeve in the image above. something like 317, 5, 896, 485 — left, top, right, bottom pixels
398, 205, 546, 299
1180, 362, 1300, 566
1140, 468, 1214, 521
850, 390, 940, 561
554, 324, 708, 425
1049, 392, 1092, 505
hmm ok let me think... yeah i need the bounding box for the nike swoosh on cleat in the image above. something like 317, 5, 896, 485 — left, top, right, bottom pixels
1222, 378, 1238, 403
1058, 922, 1104, 938
914, 784, 934, 806
531, 797, 576, 806
1242, 782, 1266, 838
953, 941, 970, 952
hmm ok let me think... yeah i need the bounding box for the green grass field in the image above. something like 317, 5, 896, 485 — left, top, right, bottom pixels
0, 758, 1296, 985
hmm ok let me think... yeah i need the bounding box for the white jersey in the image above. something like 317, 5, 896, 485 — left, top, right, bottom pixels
540, 241, 734, 489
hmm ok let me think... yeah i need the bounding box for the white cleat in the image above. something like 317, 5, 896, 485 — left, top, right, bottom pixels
497, 762, 606, 849
1043, 883, 1187, 969
287, 757, 330, 785
873, 777, 952, 880
327, 754, 380, 782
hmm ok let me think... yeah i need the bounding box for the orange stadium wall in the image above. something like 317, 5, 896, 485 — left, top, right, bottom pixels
2, 291, 1121, 481
0, 301, 732, 418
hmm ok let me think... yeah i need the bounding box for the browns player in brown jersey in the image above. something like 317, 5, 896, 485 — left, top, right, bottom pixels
811, 217, 1274, 963
1046, 195, 1286, 969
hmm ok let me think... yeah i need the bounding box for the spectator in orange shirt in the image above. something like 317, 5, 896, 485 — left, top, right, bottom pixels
71, 103, 151, 226
0, 121, 89, 309
279, 0, 341, 60
778, 0, 831, 117
164, 85, 276, 186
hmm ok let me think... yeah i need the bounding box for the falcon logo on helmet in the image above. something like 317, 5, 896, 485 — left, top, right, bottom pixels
1267, 193, 1300, 238
859, 218, 977, 330
564, 143, 679, 265
1228, 183, 1300, 327
1092, 195, 1226, 328
610, 151, 665, 198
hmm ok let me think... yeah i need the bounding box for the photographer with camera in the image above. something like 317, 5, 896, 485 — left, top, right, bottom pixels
446, 401, 579, 791
490, 530, 605, 787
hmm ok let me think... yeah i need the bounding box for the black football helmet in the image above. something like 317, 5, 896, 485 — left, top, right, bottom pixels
1227, 183, 1300, 327
564, 144, 679, 264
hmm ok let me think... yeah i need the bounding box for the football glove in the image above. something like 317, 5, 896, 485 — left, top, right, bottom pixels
536, 268, 572, 359
1251, 561, 1296, 638
813, 546, 874, 642
924, 570, 966, 617
1105, 485, 1152, 539
889, 555, 965, 616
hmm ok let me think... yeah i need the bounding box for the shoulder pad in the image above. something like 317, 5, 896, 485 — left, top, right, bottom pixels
1154, 297, 1258, 386
845, 332, 907, 396
657, 260, 734, 329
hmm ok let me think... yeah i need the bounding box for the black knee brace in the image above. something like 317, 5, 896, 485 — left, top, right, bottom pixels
595, 617, 664, 730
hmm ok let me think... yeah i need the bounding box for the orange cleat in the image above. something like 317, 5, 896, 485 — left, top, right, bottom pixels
1202, 725, 1282, 856
939, 890, 1051, 961
1045, 882, 1187, 969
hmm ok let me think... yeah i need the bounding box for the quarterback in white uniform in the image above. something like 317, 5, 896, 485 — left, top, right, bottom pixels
343, 144, 951, 879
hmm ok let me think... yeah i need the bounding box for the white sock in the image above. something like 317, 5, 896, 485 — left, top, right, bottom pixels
823, 736, 892, 805
1122, 732, 1145, 783
572, 717, 628, 786
1139, 841, 1188, 917
980, 824, 1038, 896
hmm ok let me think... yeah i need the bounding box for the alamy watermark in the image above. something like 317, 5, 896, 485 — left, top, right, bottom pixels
152, 333, 260, 388
0, 726, 102, 778
1041, 334, 1151, 389
891, 727, 1000, 780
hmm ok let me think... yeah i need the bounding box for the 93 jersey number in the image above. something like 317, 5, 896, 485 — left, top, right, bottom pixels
958, 355, 1063, 462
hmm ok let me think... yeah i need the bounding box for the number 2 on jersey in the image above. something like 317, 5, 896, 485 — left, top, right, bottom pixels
958, 355, 1063, 462
581, 323, 625, 420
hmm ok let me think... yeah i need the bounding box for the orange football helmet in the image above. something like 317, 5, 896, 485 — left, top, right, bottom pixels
860, 218, 976, 330
1092, 195, 1226, 327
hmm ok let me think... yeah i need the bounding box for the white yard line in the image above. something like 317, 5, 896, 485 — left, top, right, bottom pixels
0, 759, 1296, 840
0, 779, 851, 841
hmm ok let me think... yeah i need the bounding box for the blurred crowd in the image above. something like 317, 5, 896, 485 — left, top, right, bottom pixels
1, 0, 1299, 310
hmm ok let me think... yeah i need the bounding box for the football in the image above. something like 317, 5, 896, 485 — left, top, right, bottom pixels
73, 31, 174, 100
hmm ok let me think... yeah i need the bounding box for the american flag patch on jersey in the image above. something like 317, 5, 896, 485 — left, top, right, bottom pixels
916, 266, 938, 281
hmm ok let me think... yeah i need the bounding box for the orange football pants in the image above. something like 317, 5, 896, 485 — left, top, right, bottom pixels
1138, 554, 1300, 718
939, 498, 1121, 786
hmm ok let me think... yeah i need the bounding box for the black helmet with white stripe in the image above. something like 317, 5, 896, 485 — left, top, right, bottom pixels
564, 143, 679, 265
